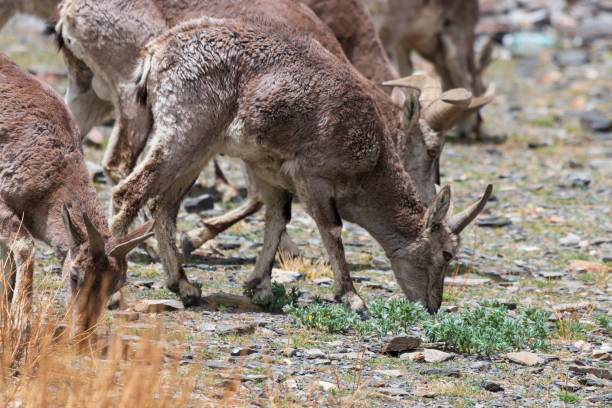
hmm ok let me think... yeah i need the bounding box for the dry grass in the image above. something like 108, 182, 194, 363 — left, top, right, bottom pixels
278, 252, 333, 280
0, 246, 374, 407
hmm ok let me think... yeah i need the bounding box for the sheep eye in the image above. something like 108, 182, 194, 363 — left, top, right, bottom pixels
427, 149, 437, 158
70, 268, 79, 284
443, 251, 453, 262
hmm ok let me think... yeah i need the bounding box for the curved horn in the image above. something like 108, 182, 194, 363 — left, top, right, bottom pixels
448, 184, 493, 234
424, 88, 473, 131
467, 83, 496, 111
108, 220, 156, 259
382, 72, 442, 108
82, 212, 106, 257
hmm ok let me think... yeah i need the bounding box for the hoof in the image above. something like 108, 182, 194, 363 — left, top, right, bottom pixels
175, 279, 202, 307
181, 295, 206, 308
181, 232, 196, 258
244, 275, 272, 302
340, 292, 367, 313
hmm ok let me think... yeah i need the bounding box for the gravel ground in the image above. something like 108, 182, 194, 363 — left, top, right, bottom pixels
1, 11, 610, 408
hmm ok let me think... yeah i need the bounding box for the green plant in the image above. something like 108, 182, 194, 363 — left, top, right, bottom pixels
423, 301, 550, 356
284, 298, 428, 337
553, 316, 587, 341
595, 313, 611, 336
556, 391, 580, 404
253, 283, 300, 313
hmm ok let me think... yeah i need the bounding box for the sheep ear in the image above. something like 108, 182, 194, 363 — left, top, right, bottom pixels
62, 205, 83, 252
107, 220, 156, 259
424, 185, 451, 231
83, 211, 106, 257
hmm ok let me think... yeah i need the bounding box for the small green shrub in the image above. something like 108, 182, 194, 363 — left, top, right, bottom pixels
594, 313, 611, 336
284, 298, 427, 337
253, 283, 300, 313
556, 391, 580, 404
423, 301, 550, 356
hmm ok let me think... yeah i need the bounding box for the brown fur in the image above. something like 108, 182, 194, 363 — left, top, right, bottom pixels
0, 52, 153, 335
301, 0, 398, 90
113, 18, 490, 313
310, 0, 490, 138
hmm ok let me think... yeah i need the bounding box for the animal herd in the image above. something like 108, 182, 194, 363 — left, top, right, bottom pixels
1, 0, 495, 336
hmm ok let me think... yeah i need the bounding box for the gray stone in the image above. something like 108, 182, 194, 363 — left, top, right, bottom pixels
559, 233, 581, 247
382, 335, 422, 354
215, 323, 257, 336
133, 299, 184, 313
554, 50, 590, 66
421, 368, 460, 377
230, 347, 258, 357
482, 380, 504, 392
445, 276, 490, 287
271, 268, 304, 284
569, 365, 612, 380
506, 351, 545, 366
476, 216, 512, 228
183, 194, 215, 213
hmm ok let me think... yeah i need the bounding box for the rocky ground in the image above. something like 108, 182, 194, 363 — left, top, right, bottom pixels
1, 6, 611, 407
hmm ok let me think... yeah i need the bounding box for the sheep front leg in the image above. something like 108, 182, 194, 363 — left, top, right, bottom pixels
244, 180, 292, 302
151, 170, 203, 307
297, 177, 365, 312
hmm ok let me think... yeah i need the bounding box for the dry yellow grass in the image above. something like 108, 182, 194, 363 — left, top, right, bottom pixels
278, 252, 333, 280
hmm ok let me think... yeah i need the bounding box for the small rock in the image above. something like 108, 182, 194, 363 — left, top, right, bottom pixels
313, 277, 333, 286
214, 323, 257, 336
376, 369, 406, 378
553, 302, 595, 314
554, 50, 590, 67
577, 111, 612, 132
559, 233, 582, 247
578, 376, 605, 387
421, 368, 460, 377
271, 268, 304, 284
382, 335, 422, 355
569, 260, 611, 274
553, 381, 581, 392
445, 276, 490, 287
592, 349, 611, 362
205, 360, 227, 370
378, 387, 410, 397
183, 194, 215, 213
422, 349, 454, 363
569, 365, 612, 380
573, 340, 593, 352
317, 380, 337, 392
561, 173, 592, 188
400, 351, 425, 362
476, 216, 512, 228
304, 349, 326, 359
538, 271, 566, 280
506, 351, 545, 366
133, 299, 184, 313
230, 347, 258, 357
481, 380, 504, 392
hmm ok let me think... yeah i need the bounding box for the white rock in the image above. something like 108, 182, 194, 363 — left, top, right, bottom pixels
445, 276, 490, 287
506, 351, 545, 366
271, 268, 304, 284
317, 381, 337, 392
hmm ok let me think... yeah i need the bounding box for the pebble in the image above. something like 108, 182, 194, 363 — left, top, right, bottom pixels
421, 368, 460, 377
506, 351, 545, 366
317, 381, 337, 392
271, 268, 304, 284
569, 365, 612, 380
476, 216, 512, 228
559, 233, 582, 247
481, 380, 504, 392
382, 335, 422, 355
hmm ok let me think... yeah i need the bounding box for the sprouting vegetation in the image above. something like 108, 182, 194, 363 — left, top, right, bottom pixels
285, 299, 551, 356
